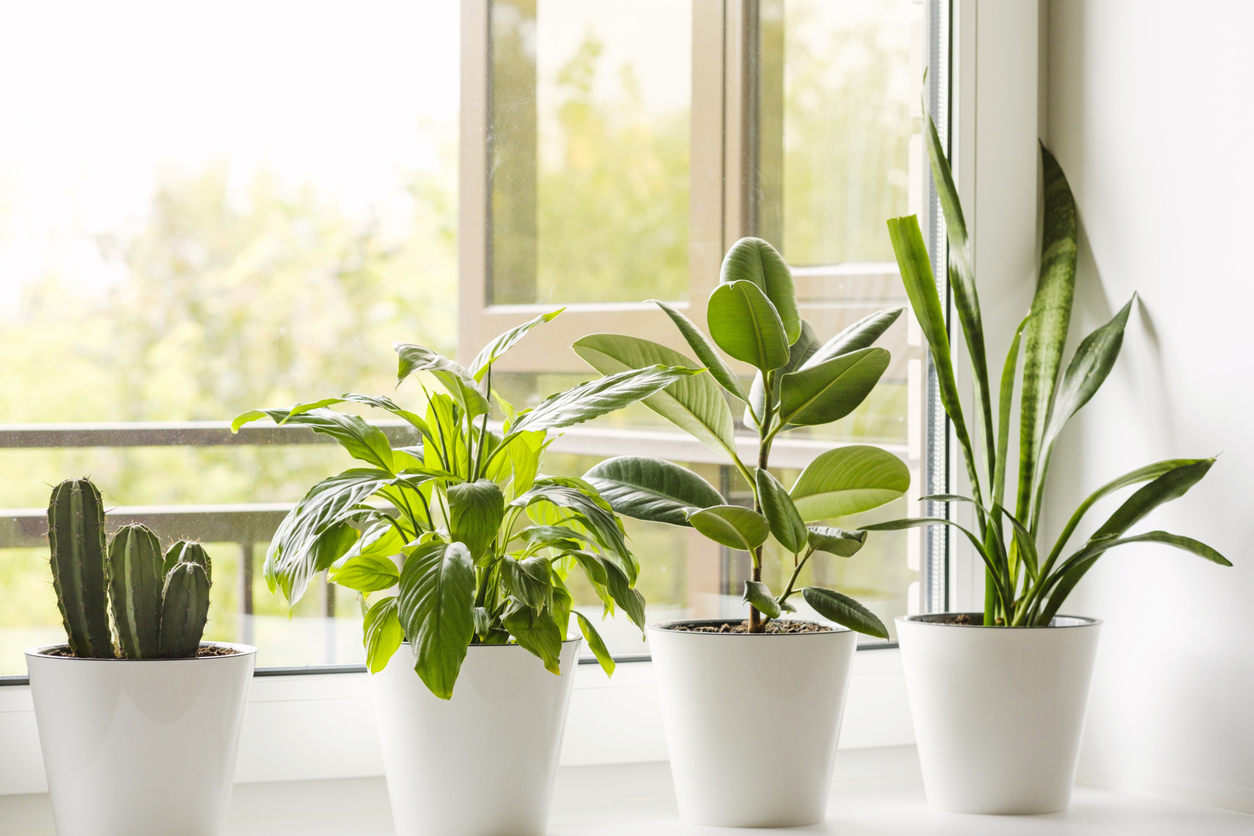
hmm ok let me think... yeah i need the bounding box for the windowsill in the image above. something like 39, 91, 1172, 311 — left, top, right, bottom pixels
3, 746, 1250, 835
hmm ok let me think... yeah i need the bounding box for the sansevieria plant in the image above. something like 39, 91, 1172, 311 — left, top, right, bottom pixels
875, 109, 1231, 626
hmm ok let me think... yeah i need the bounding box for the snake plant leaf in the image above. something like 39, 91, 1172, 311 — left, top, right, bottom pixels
572, 334, 737, 458
394, 343, 490, 420
511, 365, 701, 435
859, 517, 1011, 609
995, 316, 1029, 505
750, 319, 820, 427
1030, 297, 1136, 524
806, 526, 867, 558
789, 446, 910, 521
687, 505, 770, 552
448, 479, 505, 562
585, 456, 724, 527
1017, 143, 1079, 522
363, 597, 404, 674
233, 407, 396, 473
799, 308, 904, 371
602, 560, 647, 631
469, 308, 565, 382
707, 280, 791, 372
778, 347, 890, 428
742, 580, 782, 619
1088, 459, 1215, 543
802, 587, 888, 638
397, 540, 476, 700
651, 300, 751, 404
575, 611, 615, 676
719, 236, 801, 344
887, 215, 982, 503
755, 468, 807, 554
329, 553, 400, 594
501, 596, 564, 674
499, 556, 553, 613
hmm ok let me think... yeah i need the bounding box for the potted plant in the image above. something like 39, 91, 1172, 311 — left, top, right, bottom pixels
233, 314, 694, 836
25, 478, 255, 836
874, 111, 1232, 814
570, 237, 910, 827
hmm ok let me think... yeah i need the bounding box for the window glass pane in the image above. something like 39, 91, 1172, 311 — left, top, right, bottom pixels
489, 0, 691, 305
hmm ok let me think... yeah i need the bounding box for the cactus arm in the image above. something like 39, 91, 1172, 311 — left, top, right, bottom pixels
48, 479, 113, 658
108, 524, 165, 659
158, 562, 211, 658
164, 540, 212, 585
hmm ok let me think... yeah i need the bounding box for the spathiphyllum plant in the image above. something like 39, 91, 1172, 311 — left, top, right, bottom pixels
874, 110, 1231, 626
572, 238, 911, 635
234, 313, 698, 698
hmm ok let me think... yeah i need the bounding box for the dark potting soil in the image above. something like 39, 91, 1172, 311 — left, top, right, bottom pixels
41, 645, 239, 658
938, 613, 983, 625
669, 620, 835, 634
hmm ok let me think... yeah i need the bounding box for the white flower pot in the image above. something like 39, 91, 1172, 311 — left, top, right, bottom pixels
25, 642, 256, 836
896, 613, 1102, 814
370, 638, 582, 836
648, 620, 857, 827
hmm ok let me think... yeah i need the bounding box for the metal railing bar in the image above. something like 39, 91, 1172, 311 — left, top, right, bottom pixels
0, 420, 417, 449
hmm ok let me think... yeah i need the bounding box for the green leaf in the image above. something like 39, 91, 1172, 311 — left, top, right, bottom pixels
651, 300, 750, 403
602, 561, 646, 631
790, 446, 910, 521
1017, 143, 1079, 523
363, 597, 404, 674
341, 521, 407, 564
802, 587, 888, 638
566, 549, 610, 587
806, 526, 866, 557
511, 365, 701, 434
469, 308, 565, 382
742, 580, 782, 619
233, 407, 395, 472
719, 237, 801, 344
750, 319, 820, 426
498, 556, 552, 613
503, 430, 545, 494
514, 484, 635, 583
396, 541, 477, 700
707, 280, 790, 372
329, 553, 400, 593
290, 393, 435, 445
799, 309, 904, 371
778, 347, 890, 428
686, 505, 770, 552
448, 479, 505, 561
501, 597, 564, 675
394, 342, 489, 419
859, 517, 1011, 611
575, 611, 615, 677
514, 525, 594, 551
995, 316, 1029, 505
755, 469, 806, 554
573, 334, 737, 458
585, 456, 724, 527
1089, 459, 1215, 543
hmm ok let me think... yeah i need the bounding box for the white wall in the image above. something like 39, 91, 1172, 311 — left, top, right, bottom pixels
1046, 0, 1254, 812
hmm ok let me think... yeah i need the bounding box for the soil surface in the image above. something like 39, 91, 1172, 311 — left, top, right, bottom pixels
41, 645, 239, 659
667, 620, 835, 634
939, 613, 983, 625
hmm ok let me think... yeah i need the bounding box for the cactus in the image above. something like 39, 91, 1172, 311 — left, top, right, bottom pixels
158, 561, 211, 658
164, 540, 212, 585
108, 524, 165, 659
48, 479, 113, 658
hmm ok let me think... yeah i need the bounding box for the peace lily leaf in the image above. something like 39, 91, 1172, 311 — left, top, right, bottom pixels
585, 456, 724, 527
719, 236, 801, 344
802, 587, 888, 638
1089, 459, 1215, 543
566, 550, 610, 587
513, 484, 634, 580
312, 523, 360, 581
284, 393, 434, 445
790, 446, 910, 521
602, 561, 647, 632
707, 280, 790, 372
363, 597, 404, 674
394, 342, 490, 419
799, 309, 904, 371
750, 320, 820, 426
575, 611, 615, 677
469, 308, 565, 382
511, 365, 701, 434
755, 468, 806, 554
806, 526, 866, 557
778, 347, 890, 428
448, 479, 505, 561
502, 597, 564, 674
514, 525, 594, 550
397, 541, 476, 700
329, 553, 400, 594
651, 300, 750, 403
498, 556, 552, 613
573, 334, 737, 458
742, 580, 782, 619
233, 407, 395, 472
473, 606, 493, 639
687, 505, 770, 552
550, 578, 574, 642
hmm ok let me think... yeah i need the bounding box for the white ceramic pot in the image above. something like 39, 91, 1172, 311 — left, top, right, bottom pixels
370, 638, 582, 836
25, 642, 256, 836
896, 613, 1102, 814
648, 620, 857, 827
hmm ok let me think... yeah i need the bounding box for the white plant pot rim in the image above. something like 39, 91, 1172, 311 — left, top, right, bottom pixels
650, 617, 851, 636
25, 641, 258, 660
898, 612, 1102, 629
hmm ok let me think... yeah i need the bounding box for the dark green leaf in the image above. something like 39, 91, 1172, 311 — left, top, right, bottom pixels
469, 309, 565, 382
790, 446, 910, 521
687, 505, 770, 552
1089, 459, 1215, 543
585, 456, 724, 527
448, 479, 505, 561
602, 561, 647, 631
755, 468, 806, 554
501, 597, 564, 675
567, 549, 610, 587
329, 553, 400, 593
742, 580, 782, 619
806, 526, 866, 557
799, 309, 903, 371
363, 597, 404, 674
498, 556, 552, 613
575, 611, 615, 676
514, 525, 594, 551
802, 587, 888, 638
719, 237, 801, 344
396, 541, 476, 700
651, 300, 751, 403
994, 316, 1029, 505
511, 365, 701, 434
707, 280, 790, 372
778, 347, 890, 428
